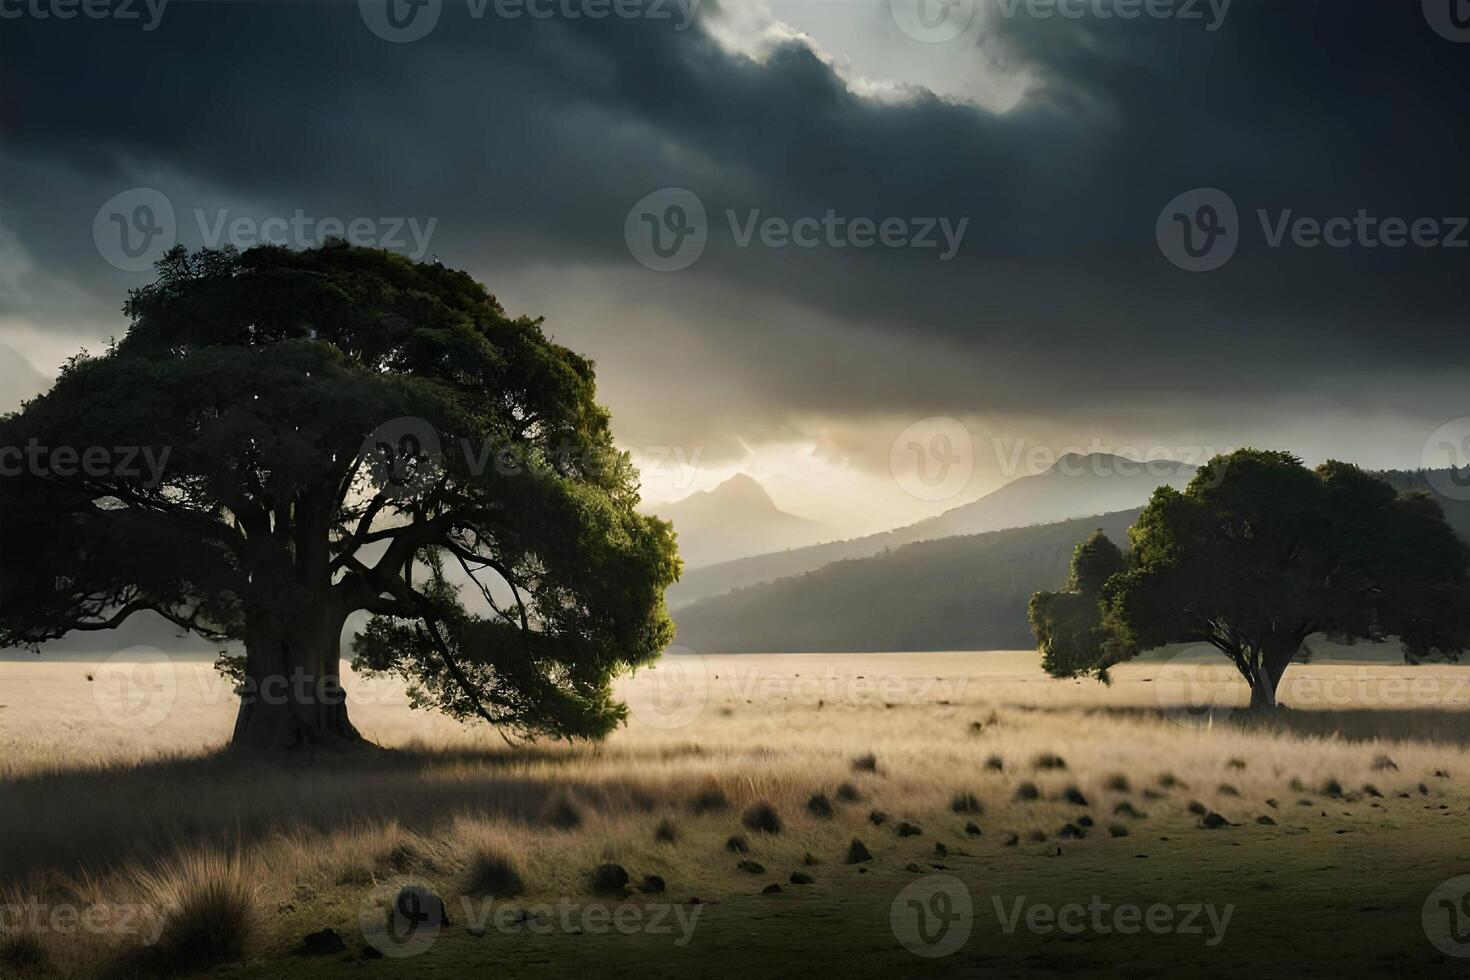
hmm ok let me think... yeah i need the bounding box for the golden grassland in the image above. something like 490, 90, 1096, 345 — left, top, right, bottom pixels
2, 648, 1470, 977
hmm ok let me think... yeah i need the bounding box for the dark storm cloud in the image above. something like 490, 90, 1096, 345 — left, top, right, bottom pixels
1, 0, 1466, 458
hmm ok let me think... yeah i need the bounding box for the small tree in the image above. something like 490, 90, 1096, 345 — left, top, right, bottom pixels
1104, 449, 1470, 708
1028, 529, 1125, 678
0, 244, 680, 749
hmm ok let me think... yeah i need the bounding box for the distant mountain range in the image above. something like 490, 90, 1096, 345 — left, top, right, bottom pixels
674, 509, 1141, 652
667, 453, 1194, 609
672, 466, 1470, 654
649, 473, 828, 569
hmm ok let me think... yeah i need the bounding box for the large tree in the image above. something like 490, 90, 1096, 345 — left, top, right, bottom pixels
1102, 449, 1470, 708
0, 244, 679, 749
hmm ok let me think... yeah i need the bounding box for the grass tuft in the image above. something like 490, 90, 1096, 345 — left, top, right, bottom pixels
462, 846, 526, 898
135, 850, 258, 970
950, 792, 982, 814
541, 794, 584, 830
688, 785, 729, 815
742, 802, 782, 834
806, 793, 835, 819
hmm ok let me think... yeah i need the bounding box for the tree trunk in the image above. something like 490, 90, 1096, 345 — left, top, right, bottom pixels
1247, 668, 1278, 710
1245, 638, 1300, 712
231, 607, 361, 750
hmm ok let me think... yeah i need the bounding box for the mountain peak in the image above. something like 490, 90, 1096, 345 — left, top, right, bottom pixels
709, 472, 772, 504
654, 474, 824, 568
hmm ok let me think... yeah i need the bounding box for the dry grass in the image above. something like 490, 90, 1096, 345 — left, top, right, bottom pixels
133, 850, 259, 971
1, 648, 1468, 975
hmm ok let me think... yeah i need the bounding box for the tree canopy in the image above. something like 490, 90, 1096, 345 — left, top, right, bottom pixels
0, 243, 680, 748
1077, 449, 1470, 707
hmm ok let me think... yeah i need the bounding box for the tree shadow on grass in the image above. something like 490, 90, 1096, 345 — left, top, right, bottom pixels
0, 740, 711, 885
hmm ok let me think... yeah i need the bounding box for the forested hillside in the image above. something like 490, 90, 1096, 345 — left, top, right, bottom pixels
674, 510, 1139, 652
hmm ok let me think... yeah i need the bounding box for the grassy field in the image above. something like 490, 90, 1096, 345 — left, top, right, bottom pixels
3, 648, 1470, 977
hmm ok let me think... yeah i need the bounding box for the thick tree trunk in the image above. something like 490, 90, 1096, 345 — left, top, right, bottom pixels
231, 607, 361, 750
1245, 638, 1300, 712
1247, 669, 1278, 710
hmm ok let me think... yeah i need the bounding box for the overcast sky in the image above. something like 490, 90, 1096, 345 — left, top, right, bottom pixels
3, 0, 1467, 534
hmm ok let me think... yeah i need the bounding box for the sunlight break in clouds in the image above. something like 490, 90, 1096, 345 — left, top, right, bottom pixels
702, 0, 1035, 111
